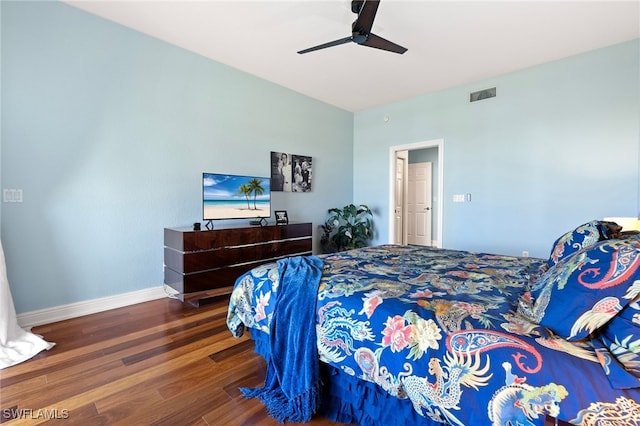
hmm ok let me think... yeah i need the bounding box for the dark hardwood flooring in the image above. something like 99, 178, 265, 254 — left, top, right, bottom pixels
0, 296, 344, 425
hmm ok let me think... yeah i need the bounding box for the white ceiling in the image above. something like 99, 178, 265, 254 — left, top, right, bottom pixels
64, 1, 640, 112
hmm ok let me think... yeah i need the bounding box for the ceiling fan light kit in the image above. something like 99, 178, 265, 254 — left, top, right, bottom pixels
298, 0, 407, 55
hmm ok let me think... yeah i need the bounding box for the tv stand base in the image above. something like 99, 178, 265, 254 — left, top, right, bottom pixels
249, 218, 267, 226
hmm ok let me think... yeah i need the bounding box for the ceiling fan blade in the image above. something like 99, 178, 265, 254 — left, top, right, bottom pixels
361, 33, 407, 54
352, 0, 380, 34
297, 36, 353, 54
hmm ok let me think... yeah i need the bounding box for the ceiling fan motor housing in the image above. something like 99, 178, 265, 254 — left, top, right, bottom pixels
351, 20, 368, 44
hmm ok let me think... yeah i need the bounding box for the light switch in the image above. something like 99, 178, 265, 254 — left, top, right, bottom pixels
453, 194, 465, 203
3, 189, 23, 203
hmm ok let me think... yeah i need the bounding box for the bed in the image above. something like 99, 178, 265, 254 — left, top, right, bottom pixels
226, 220, 640, 425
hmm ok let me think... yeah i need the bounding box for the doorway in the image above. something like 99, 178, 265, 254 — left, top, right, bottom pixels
388, 139, 444, 248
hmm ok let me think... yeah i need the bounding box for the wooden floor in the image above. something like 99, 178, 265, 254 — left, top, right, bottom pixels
0, 297, 345, 425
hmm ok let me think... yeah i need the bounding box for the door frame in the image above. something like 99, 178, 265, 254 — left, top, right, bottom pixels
388, 139, 444, 247
394, 151, 408, 245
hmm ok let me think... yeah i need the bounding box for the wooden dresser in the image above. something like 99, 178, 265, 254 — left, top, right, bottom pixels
164, 222, 312, 305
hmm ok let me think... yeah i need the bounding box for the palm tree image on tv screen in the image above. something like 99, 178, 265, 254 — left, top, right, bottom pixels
202, 173, 271, 221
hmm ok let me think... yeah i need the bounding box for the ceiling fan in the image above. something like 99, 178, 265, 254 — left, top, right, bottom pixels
298, 0, 407, 55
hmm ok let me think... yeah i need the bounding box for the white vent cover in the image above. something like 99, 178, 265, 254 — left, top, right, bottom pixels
470, 87, 496, 102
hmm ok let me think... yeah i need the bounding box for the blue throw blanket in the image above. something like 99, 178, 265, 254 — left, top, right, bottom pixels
241, 255, 324, 423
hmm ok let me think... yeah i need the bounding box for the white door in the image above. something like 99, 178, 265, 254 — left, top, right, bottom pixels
407, 162, 432, 246
394, 156, 406, 244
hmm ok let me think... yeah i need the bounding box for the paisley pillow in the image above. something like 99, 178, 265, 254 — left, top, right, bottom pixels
547, 220, 614, 268
522, 234, 640, 341
591, 296, 640, 389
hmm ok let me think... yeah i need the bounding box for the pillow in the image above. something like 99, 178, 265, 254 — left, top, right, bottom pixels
591, 296, 640, 389
521, 234, 640, 341
547, 220, 615, 267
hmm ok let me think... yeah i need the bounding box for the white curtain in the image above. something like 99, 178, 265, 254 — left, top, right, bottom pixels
0, 240, 54, 369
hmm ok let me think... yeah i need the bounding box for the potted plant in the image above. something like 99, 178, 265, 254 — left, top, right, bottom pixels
320, 204, 373, 253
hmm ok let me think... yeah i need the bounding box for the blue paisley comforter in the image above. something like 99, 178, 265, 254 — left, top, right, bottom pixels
227, 244, 640, 425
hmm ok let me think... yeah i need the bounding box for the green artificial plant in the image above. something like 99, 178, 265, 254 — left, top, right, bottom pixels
320, 204, 373, 253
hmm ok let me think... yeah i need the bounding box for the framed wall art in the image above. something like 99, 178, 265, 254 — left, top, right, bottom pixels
270, 151, 312, 192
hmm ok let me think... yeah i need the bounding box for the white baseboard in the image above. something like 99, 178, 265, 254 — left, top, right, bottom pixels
17, 286, 168, 328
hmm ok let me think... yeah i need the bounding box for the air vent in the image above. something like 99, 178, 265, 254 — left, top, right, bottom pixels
470, 87, 496, 102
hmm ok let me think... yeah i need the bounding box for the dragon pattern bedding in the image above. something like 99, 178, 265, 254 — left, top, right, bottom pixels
227, 221, 640, 426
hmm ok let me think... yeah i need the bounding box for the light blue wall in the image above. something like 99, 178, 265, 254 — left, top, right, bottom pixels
2, 2, 638, 315
354, 39, 640, 258
0, 1, 353, 313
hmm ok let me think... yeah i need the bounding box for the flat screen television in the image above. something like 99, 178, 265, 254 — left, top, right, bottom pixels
202, 173, 271, 222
